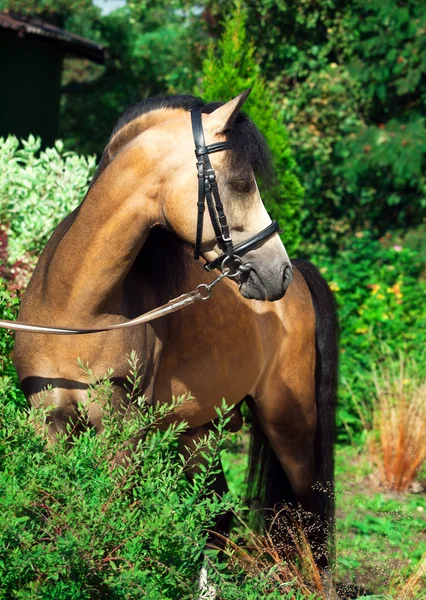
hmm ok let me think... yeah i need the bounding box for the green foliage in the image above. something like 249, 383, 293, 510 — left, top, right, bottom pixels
0, 136, 96, 262
0, 367, 312, 599
316, 232, 426, 439
0, 281, 25, 409
60, 2, 205, 155
285, 0, 426, 245
200, 0, 426, 247
197, 3, 303, 256
335, 446, 426, 595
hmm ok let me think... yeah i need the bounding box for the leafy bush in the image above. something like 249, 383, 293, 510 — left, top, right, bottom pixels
0, 135, 96, 263
0, 134, 95, 412
315, 231, 426, 439
200, 0, 426, 248
197, 3, 304, 257
0, 366, 316, 600
0, 280, 25, 409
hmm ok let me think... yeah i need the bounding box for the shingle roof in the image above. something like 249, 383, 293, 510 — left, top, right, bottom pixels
0, 12, 105, 63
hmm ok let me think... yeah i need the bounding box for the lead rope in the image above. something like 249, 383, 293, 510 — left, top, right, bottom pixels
0, 267, 239, 336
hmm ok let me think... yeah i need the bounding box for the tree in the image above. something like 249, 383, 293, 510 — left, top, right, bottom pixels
60, 2, 206, 155
197, 0, 426, 249
196, 2, 303, 256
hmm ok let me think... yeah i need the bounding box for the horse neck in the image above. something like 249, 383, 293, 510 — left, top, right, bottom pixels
43, 142, 157, 317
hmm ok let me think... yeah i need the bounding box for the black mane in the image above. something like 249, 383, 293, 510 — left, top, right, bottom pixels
112, 94, 275, 187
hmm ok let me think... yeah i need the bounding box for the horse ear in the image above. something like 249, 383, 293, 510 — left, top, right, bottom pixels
206, 89, 252, 134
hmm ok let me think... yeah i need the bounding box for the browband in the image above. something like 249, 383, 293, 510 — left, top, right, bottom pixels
195, 142, 230, 156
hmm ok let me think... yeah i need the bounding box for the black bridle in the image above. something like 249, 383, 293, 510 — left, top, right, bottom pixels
190, 107, 280, 273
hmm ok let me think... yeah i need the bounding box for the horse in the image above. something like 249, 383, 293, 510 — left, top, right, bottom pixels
12, 90, 338, 575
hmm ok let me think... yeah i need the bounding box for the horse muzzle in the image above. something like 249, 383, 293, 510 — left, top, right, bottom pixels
238, 261, 293, 301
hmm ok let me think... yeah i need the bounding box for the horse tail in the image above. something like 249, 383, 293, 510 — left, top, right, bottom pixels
292, 259, 339, 527
246, 259, 338, 552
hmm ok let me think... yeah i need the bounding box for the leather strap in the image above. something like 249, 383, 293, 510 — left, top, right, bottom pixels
195, 142, 230, 156
190, 108, 281, 271
204, 220, 281, 272
0, 289, 204, 335
191, 108, 232, 261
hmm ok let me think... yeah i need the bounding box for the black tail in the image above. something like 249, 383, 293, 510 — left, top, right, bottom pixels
246, 259, 339, 557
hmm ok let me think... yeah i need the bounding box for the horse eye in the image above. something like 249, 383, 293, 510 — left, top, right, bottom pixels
231, 180, 252, 194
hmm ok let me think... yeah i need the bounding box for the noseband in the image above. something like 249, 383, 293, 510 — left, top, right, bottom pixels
190, 108, 280, 273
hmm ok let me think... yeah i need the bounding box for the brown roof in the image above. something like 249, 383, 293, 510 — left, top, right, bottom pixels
0, 12, 105, 63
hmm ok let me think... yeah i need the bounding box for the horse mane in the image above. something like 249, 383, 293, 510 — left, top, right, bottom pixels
104, 94, 276, 303
112, 94, 275, 186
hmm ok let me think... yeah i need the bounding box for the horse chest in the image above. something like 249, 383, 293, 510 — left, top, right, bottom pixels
154, 294, 268, 427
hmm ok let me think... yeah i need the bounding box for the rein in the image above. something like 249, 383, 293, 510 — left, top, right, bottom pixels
0, 105, 282, 336
0, 270, 230, 335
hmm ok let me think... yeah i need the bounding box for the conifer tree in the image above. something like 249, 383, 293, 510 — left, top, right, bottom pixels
196, 1, 304, 256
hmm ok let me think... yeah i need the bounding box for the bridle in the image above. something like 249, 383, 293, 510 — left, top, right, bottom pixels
190, 107, 280, 274
0, 107, 283, 335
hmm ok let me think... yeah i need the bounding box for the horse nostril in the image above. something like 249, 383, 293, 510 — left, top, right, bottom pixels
284, 265, 293, 288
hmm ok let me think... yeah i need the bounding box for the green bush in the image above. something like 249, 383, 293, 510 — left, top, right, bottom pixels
197, 3, 304, 257
0, 136, 96, 263
0, 281, 24, 409
200, 0, 426, 248
0, 365, 313, 600
0, 134, 88, 404
315, 232, 426, 439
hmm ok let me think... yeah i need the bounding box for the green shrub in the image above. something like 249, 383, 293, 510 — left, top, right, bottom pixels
0, 280, 25, 410
0, 136, 96, 263
200, 0, 426, 248
0, 365, 314, 600
197, 2, 304, 257
315, 232, 426, 439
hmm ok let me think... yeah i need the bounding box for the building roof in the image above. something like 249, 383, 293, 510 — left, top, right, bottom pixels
0, 12, 105, 64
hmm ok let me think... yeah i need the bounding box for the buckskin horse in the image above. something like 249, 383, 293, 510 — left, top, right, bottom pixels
11, 91, 338, 571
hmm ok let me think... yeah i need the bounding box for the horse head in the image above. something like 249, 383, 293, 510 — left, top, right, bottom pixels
136, 91, 293, 302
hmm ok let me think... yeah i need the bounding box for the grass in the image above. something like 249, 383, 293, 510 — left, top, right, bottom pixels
335, 445, 426, 597
213, 512, 328, 599
222, 433, 426, 598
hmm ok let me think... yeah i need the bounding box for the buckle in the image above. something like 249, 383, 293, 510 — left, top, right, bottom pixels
205, 168, 216, 183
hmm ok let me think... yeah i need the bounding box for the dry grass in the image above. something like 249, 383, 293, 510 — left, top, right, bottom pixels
395, 551, 426, 599
211, 510, 426, 599
365, 354, 426, 492
210, 508, 334, 599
